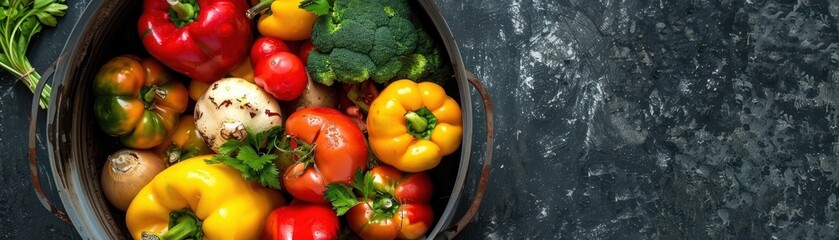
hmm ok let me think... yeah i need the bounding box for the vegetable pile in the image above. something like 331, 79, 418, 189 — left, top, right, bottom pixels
93, 0, 463, 239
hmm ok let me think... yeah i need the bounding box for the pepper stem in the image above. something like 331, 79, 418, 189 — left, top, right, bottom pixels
167, 0, 199, 27
140, 86, 158, 110
141, 209, 202, 240
370, 195, 400, 218
405, 112, 427, 133
168, 0, 196, 20
164, 145, 183, 164
246, 0, 275, 19
378, 198, 394, 210
404, 106, 438, 140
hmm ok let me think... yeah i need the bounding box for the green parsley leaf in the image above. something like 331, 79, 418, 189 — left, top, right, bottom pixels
207, 127, 285, 189
258, 163, 281, 189
324, 183, 359, 216
350, 169, 375, 200
237, 145, 266, 171
299, 0, 331, 16
217, 140, 242, 155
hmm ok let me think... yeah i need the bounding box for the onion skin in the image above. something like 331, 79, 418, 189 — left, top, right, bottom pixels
101, 149, 166, 211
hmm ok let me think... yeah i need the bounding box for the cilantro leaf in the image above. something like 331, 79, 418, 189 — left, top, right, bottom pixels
324, 183, 359, 216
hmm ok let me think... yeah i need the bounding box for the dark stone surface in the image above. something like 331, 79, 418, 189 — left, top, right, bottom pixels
3, 0, 839, 239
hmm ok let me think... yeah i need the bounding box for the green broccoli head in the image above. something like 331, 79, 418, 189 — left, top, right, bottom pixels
311, 17, 337, 52
374, 58, 402, 83
387, 17, 418, 56
332, 20, 375, 53
306, 51, 337, 86
308, 48, 376, 85
305, 0, 451, 85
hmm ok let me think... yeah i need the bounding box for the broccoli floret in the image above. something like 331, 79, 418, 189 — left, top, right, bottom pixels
415, 29, 435, 54
306, 51, 337, 86
380, 0, 411, 18
303, 0, 451, 85
397, 54, 429, 80
311, 17, 337, 52
387, 17, 418, 56
329, 48, 376, 84
374, 58, 402, 83
371, 27, 397, 65
333, 20, 374, 53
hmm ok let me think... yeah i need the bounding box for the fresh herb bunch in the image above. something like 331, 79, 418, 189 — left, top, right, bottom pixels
206, 126, 284, 189
0, 0, 68, 109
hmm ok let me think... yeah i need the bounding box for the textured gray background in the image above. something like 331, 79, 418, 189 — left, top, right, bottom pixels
3, 0, 839, 239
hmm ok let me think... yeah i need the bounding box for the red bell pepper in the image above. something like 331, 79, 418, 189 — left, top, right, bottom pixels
139, 0, 253, 83
263, 202, 341, 240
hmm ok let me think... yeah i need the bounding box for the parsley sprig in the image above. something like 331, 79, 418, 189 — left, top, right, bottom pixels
205, 126, 284, 189
324, 169, 400, 218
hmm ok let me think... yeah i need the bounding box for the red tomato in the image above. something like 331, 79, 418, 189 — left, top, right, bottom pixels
284, 108, 368, 203
298, 40, 315, 63
346, 166, 435, 240
250, 36, 291, 67
262, 203, 340, 240
253, 52, 308, 101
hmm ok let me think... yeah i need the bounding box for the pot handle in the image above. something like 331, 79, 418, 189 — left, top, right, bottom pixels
28, 54, 73, 225
439, 71, 494, 239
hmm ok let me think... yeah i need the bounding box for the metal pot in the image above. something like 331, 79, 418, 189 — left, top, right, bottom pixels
28, 0, 494, 239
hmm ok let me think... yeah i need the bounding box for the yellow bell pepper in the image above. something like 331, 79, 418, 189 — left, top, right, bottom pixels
367, 80, 463, 172
229, 58, 254, 82
257, 0, 318, 41
126, 155, 285, 240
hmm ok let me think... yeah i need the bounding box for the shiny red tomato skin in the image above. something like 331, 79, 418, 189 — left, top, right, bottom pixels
283, 108, 369, 203
250, 36, 291, 67
253, 52, 308, 101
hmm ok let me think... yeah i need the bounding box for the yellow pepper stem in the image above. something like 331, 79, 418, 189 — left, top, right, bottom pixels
404, 107, 437, 140
246, 0, 275, 19
141, 209, 202, 240
405, 112, 427, 133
